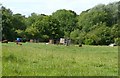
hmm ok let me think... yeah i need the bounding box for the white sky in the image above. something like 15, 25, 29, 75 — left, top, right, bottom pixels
0, 0, 119, 16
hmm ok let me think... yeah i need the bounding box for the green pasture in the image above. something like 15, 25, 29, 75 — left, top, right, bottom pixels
2, 42, 118, 76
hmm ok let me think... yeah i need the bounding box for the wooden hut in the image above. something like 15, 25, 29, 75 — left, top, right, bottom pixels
49, 39, 54, 44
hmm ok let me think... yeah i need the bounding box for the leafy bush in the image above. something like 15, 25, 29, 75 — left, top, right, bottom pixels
84, 39, 94, 45
114, 38, 120, 46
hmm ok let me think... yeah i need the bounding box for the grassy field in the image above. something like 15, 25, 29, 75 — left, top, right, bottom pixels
2, 42, 118, 76
0, 43, 2, 77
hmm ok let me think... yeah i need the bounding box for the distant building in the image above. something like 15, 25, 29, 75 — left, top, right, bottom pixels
49, 39, 54, 44
60, 38, 71, 46
60, 38, 65, 44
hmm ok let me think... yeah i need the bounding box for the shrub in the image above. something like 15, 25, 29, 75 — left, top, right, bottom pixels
84, 39, 94, 45
114, 38, 120, 46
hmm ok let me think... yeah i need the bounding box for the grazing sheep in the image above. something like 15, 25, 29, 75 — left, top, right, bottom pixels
109, 43, 116, 47
46, 43, 49, 45
2, 40, 8, 43
79, 44, 82, 47
15, 40, 22, 45
19, 43, 22, 45
79, 43, 82, 47
16, 42, 22, 45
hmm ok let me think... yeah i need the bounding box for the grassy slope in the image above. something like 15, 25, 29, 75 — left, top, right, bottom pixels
2, 42, 118, 76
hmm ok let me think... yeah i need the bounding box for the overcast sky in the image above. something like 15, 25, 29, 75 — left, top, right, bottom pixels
0, 0, 119, 16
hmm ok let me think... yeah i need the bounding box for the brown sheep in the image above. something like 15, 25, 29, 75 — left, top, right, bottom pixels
2, 40, 8, 43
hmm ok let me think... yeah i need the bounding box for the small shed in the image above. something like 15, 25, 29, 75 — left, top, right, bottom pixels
49, 39, 54, 44
60, 38, 71, 46
30, 39, 33, 43
60, 38, 65, 44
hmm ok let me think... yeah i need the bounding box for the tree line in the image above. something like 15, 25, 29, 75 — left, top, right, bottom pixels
1, 1, 120, 45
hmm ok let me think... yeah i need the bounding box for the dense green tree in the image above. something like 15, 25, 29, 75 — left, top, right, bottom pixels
52, 9, 77, 38
25, 13, 47, 40
0, 4, 2, 41
78, 5, 109, 32
76, 2, 119, 45
85, 23, 111, 45
25, 15, 62, 41
12, 13, 26, 30
2, 6, 16, 41
70, 29, 80, 44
